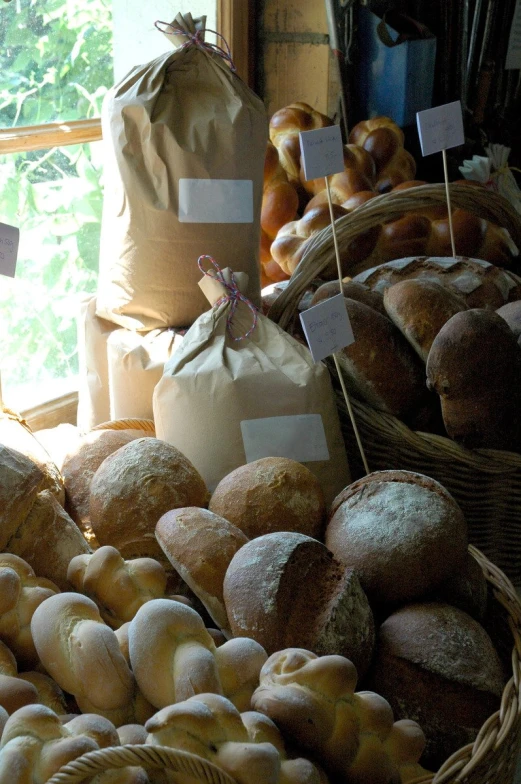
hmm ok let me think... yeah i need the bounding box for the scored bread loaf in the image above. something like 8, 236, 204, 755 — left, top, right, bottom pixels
223, 532, 375, 678
0, 444, 43, 551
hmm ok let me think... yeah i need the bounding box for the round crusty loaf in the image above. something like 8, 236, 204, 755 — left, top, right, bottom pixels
310, 279, 387, 316
0, 444, 43, 551
223, 532, 375, 678
368, 602, 505, 767
62, 428, 149, 536
89, 437, 209, 562
155, 507, 248, 634
426, 309, 521, 451
326, 470, 468, 607
383, 278, 468, 362
209, 457, 326, 541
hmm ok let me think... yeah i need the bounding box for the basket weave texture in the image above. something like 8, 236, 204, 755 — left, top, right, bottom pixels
268, 183, 521, 586
42, 547, 521, 784
90, 418, 156, 434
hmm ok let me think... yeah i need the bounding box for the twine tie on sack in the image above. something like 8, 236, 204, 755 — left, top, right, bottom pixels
155, 21, 237, 71
198, 255, 258, 341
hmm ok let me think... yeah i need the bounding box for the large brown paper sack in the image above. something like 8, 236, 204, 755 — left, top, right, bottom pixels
107, 327, 184, 420
77, 296, 117, 432
153, 264, 350, 505
96, 12, 267, 331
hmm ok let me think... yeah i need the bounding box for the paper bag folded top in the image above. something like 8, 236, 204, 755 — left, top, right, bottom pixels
153, 262, 351, 505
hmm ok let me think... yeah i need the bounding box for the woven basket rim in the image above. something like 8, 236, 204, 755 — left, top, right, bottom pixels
90, 418, 155, 433
44, 546, 521, 784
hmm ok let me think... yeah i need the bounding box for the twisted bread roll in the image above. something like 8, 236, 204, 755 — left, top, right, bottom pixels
269, 102, 333, 183
252, 648, 431, 783
30, 593, 153, 726
146, 692, 327, 784
0, 553, 59, 668
0, 704, 148, 784
348, 117, 416, 192
67, 546, 168, 628
128, 599, 267, 712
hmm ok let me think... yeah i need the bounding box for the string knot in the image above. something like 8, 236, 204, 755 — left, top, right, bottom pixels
155, 21, 237, 71
198, 255, 258, 341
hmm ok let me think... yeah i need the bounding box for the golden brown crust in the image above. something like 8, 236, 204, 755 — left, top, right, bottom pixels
0, 444, 43, 550
89, 438, 209, 562
155, 507, 248, 633
208, 457, 326, 542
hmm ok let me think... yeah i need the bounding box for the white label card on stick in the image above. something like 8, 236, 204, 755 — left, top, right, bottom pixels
0, 222, 19, 278
416, 101, 465, 156
299, 125, 344, 181
241, 414, 330, 464
300, 293, 355, 364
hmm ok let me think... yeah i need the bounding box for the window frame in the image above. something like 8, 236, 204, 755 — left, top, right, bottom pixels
0, 0, 251, 429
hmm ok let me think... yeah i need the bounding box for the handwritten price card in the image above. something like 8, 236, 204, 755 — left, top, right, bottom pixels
0, 222, 20, 278
299, 125, 344, 181
416, 101, 465, 156
300, 293, 354, 364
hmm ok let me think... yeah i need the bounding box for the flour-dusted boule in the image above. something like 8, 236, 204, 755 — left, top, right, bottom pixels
326, 470, 468, 607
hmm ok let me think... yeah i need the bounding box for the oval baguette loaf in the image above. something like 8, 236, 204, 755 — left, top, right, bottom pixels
368, 602, 505, 767
209, 457, 326, 541
89, 437, 209, 562
223, 532, 375, 678
326, 470, 468, 607
155, 507, 248, 634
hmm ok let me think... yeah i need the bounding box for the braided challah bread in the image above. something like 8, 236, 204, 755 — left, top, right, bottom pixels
269, 101, 333, 183
251, 648, 431, 783
348, 116, 417, 192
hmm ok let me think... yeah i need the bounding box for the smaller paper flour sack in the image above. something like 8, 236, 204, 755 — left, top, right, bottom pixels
153, 257, 351, 503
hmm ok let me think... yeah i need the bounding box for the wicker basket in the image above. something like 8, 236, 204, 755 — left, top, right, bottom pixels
42, 546, 521, 784
90, 418, 156, 434
268, 183, 521, 586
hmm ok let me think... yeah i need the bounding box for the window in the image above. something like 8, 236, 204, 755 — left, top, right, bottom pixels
0, 0, 227, 419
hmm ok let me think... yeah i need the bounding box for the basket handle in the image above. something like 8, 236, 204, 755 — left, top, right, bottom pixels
267, 183, 521, 331
45, 744, 238, 783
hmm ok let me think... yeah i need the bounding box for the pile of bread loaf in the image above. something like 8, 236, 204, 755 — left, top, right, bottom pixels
273, 256, 521, 452
260, 102, 517, 285
0, 410, 511, 782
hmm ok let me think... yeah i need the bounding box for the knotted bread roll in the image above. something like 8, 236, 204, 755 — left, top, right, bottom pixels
348, 116, 416, 192
269, 102, 333, 183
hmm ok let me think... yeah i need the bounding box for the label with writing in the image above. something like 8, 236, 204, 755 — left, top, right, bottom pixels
299, 293, 355, 363
416, 101, 465, 156
241, 414, 330, 464
0, 222, 20, 278
506, 0, 521, 69
178, 179, 253, 223
299, 125, 344, 181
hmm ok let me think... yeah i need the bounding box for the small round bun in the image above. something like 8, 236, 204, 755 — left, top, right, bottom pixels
326, 470, 468, 606
155, 507, 248, 633
209, 457, 326, 540
223, 532, 374, 677
89, 438, 209, 562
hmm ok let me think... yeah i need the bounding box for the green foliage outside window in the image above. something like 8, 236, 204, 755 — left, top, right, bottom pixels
0, 0, 113, 406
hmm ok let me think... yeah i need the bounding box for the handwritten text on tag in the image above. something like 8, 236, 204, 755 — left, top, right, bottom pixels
0, 222, 20, 278
416, 101, 465, 156
299, 125, 344, 181
300, 293, 355, 363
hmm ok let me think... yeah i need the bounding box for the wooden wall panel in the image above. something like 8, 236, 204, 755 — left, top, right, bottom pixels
258, 0, 340, 120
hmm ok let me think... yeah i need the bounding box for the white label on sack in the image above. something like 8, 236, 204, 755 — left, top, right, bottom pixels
178, 179, 253, 223
416, 101, 465, 156
300, 293, 355, 364
299, 125, 344, 181
241, 415, 330, 464
506, 0, 521, 69
0, 222, 20, 278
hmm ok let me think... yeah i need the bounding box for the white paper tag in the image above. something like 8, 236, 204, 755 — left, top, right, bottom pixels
299, 293, 355, 363
178, 179, 253, 223
241, 414, 330, 464
0, 222, 20, 278
299, 125, 344, 181
506, 0, 521, 69
416, 101, 465, 156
